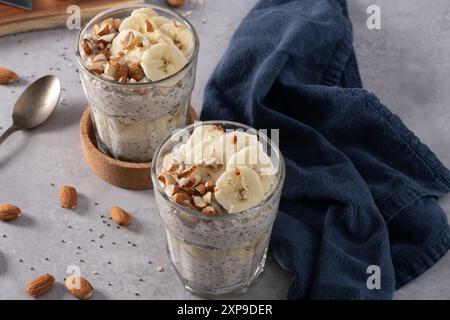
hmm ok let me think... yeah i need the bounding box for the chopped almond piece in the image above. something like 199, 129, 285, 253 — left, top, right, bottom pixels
128, 63, 145, 81
102, 48, 111, 58
202, 206, 219, 215
172, 191, 191, 204
205, 180, 215, 192
165, 184, 177, 197
178, 177, 190, 187
93, 53, 107, 62
93, 24, 100, 35
195, 184, 206, 195
115, 63, 129, 81
180, 187, 196, 196
121, 31, 135, 49
145, 20, 154, 32
101, 18, 114, 28
193, 196, 207, 208
82, 39, 92, 55
96, 24, 110, 36
202, 191, 212, 204
178, 165, 197, 178
98, 34, 115, 43
113, 19, 122, 30
158, 173, 166, 185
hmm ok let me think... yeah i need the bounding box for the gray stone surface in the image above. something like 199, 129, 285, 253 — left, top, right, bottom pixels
348, 0, 450, 300
0, 0, 448, 300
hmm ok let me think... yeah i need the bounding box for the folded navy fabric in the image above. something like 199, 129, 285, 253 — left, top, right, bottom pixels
201, 0, 450, 299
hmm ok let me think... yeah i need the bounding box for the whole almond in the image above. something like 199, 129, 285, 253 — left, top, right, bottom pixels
0, 67, 18, 84
65, 275, 94, 300
0, 203, 21, 221
25, 274, 55, 298
59, 186, 78, 209
166, 0, 184, 7
110, 207, 132, 226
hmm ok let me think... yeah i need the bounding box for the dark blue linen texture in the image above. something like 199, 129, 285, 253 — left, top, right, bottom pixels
200, 0, 450, 299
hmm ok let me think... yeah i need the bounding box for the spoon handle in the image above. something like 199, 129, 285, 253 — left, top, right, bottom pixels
0, 125, 18, 146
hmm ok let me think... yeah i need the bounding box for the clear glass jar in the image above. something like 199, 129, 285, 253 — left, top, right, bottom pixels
151, 121, 286, 297
75, 4, 199, 163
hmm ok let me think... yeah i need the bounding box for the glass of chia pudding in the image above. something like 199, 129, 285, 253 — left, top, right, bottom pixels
75, 4, 199, 162
151, 121, 285, 297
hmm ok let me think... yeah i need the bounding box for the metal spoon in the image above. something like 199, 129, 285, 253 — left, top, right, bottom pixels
0, 75, 61, 146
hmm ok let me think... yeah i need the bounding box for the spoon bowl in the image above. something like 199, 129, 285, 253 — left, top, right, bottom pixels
13, 75, 61, 129
0, 75, 61, 146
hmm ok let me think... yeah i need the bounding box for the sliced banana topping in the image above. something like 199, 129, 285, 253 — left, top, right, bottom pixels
159, 125, 276, 215
119, 14, 149, 33
149, 16, 171, 28
215, 166, 265, 213
140, 43, 187, 81
227, 146, 275, 193
214, 131, 263, 165
159, 21, 195, 58
184, 125, 224, 165
131, 7, 158, 18
147, 29, 174, 45
82, 7, 194, 83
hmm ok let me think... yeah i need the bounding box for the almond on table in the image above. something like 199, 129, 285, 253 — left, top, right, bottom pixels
166, 0, 185, 7
64, 275, 94, 300
0, 203, 21, 221
25, 274, 55, 298
59, 186, 78, 209
110, 207, 132, 226
0, 67, 18, 84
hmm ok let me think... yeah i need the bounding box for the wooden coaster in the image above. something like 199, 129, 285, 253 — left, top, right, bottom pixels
80, 106, 197, 190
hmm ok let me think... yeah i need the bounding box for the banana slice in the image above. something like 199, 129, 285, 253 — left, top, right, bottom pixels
215, 166, 265, 213
149, 16, 170, 28
184, 125, 224, 165
121, 11, 161, 35
159, 22, 194, 58
119, 13, 148, 33
147, 29, 174, 45
227, 146, 275, 193
140, 43, 187, 81
213, 131, 263, 165
131, 8, 158, 18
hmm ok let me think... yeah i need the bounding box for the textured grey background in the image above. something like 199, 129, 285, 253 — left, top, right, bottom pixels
0, 0, 449, 299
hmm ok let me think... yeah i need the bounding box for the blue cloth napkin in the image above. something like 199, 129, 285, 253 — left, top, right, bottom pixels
201, 0, 450, 299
